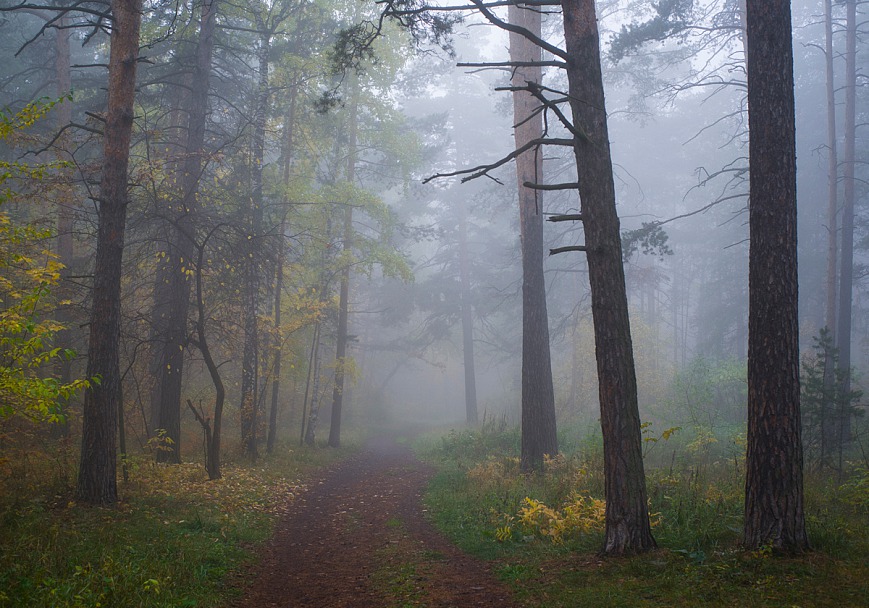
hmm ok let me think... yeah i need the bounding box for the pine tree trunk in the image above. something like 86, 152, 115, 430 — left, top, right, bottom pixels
560, 0, 655, 554
76, 0, 142, 505
508, 2, 558, 472
743, 0, 808, 551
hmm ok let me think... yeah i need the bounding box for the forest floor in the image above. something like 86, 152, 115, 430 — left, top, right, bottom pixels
231, 434, 519, 608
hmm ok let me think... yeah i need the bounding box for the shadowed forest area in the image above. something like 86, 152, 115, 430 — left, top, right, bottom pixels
0, 0, 867, 605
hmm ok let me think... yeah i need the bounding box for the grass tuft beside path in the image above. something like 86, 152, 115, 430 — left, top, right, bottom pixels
0, 442, 353, 608
416, 425, 869, 608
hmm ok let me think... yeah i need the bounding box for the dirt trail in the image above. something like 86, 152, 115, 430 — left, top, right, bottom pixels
233, 436, 519, 608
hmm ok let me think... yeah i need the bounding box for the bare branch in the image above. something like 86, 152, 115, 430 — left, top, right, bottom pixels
468, 0, 568, 60
529, 182, 580, 191
550, 245, 587, 255
423, 138, 573, 184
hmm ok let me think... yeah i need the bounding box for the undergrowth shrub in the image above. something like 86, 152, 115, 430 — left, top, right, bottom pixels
420, 423, 868, 560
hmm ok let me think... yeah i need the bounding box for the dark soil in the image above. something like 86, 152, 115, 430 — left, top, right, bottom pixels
232, 436, 519, 608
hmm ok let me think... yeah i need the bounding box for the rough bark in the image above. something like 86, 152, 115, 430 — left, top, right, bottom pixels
560, 0, 655, 553
509, 2, 558, 472
76, 0, 142, 505
743, 0, 808, 551
457, 201, 478, 425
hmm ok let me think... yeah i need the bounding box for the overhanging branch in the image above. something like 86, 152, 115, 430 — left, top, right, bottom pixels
423, 138, 573, 184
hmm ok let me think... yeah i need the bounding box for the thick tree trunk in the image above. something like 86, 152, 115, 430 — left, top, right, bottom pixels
457, 201, 478, 425
76, 0, 142, 505
240, 31, 270, 460
743, 0, 808, 551
560, 0, 655, 554
508, 2, 558, 472
835, 0, 857, 468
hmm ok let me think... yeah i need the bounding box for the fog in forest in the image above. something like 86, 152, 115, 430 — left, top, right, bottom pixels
2, 0, 868, 603
0, 0, 865, 457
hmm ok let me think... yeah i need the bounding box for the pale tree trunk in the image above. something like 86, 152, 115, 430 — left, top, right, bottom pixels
457, 200, 478, 425
835, 0, 857, 469
241, 30, 270, 460
328, 77, 358, 449
560, 0, 654, 554
267, 87, 297, 453
305, 324, 323, 445
267, 215, 286, 453
821, 0, 838, 469
76, 0, 142, 505
508, 2, 558, 472
743, 0, 808, 551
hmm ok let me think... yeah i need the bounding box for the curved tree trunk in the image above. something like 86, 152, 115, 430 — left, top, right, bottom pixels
560, 0, 655, 554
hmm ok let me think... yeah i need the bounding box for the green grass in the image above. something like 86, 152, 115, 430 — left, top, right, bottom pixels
0, 440, 355, 607
416, 426, 869, 608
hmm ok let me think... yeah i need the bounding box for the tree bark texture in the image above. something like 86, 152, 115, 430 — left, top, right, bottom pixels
835, 0, 857, 461
508, 2, 558, 472
240, 31, 270, 460
76, 0, 142, 505
743, 0, 808, 551
560, 0, 655, 553
457, 201, 478, 425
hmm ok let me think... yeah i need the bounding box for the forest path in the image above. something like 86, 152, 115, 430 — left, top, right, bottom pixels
232, 434, 520, 608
